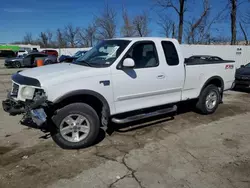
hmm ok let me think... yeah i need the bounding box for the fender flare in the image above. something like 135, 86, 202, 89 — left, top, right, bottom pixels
200, 76, 224, 95
54, 89, 110, 116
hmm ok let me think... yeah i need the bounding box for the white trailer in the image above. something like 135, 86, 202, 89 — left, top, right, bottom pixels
181, 44, 250, 68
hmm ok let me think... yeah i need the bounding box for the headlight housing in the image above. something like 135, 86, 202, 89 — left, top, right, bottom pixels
21, 86, 35, 100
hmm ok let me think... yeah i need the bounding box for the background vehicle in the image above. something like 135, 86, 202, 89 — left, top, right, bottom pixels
4, 52, 57, 68
58, 50, 88, 62
16, 50, 28, 57
41, 49, 59, 57
234, 62, 250, 89
0, 50, 16, 58
31, 48, 39, 53
2, 37, 235, 149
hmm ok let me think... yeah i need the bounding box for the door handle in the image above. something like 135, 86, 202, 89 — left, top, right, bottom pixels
157, 74, 165, 79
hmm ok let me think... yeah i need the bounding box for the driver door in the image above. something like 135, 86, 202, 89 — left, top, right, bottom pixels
112, 41, 169, 114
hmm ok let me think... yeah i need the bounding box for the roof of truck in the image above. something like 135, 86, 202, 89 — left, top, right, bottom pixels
110, 37, 178, 42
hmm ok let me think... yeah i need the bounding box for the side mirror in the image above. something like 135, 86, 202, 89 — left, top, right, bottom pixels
122, 58, 135, 68
241, 65, 245, 68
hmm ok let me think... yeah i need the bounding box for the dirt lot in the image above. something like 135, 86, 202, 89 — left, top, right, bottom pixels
0, 63, 250, 188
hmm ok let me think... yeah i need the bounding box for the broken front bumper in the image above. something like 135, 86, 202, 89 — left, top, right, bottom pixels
2, 93, 25, 115
2, 93, 48, 127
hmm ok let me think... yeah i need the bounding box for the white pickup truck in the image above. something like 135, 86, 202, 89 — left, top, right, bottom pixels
2, 37, 235, 149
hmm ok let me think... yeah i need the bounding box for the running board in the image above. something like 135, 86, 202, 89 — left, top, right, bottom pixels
112, 105, 177, 124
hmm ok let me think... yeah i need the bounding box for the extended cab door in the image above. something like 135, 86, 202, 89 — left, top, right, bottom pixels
111, 40, 184, 114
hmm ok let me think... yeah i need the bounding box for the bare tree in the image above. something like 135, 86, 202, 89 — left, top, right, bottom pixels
230, 0, 237, 45
199, 3, 230, 43
156, 0, 186, 43
39, 32, 49, 48
121, 6, 135, 37
239, 22, 248, 45
23, 32, 33, 44
56, 28, 67, 48
78, 24, 97, 47
38, 30, 55, 48
245, 10, 250, 24
46, 30, 54, 46
172, 23, 176, 38
64, 24, 80, 47
210, 36, 231, 45
85, 24, 97, 47
95, 2, 116, 39
133, 11, 151, 37
157, 14, 173, 37
187, 0, 210, 44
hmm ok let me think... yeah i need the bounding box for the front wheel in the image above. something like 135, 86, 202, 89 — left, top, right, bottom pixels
51, 103, 100, 149
196, 85, 220, 114
13, 61, 21, 68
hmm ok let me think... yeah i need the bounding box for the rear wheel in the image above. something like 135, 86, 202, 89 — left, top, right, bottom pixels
51, 103, 100, 149
196, 85, 220, 114
44, 60, 52, 65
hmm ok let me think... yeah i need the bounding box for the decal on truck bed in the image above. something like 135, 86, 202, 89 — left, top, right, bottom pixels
225, 64, 234, 69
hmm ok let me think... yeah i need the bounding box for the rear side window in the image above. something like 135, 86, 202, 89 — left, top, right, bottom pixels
161, 41, 179, 66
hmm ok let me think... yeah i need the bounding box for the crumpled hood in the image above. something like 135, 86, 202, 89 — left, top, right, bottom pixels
19, 63, 110, 87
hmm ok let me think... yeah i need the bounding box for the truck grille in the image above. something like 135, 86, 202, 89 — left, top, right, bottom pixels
11, 83, 19, 97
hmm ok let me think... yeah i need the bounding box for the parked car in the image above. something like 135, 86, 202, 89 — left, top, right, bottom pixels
31, 48, 39, 53
0, 50, 16, 58
2, 37, 235, 149
234, 62, 250, 89
58, 50, 88, 62
16, 49, 28, 57
4, 52, 57, 68
41, 49, 59, 57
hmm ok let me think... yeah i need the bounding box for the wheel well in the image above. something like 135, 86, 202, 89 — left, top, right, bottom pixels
202, 77, 224, 92
53, 94, 109, 127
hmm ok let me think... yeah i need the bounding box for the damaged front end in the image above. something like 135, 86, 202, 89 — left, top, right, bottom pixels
2, 89, 49, 129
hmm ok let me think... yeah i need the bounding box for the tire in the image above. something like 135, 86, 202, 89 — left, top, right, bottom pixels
13, 61, 21, 68
196, 84, 220, 115
51, 103, 100, 149
45, 60, 52, 65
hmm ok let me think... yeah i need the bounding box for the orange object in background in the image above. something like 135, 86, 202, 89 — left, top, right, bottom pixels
37, 59, 44, 67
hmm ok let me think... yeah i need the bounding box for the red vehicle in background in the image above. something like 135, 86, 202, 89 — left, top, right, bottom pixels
41, 49, 59, 57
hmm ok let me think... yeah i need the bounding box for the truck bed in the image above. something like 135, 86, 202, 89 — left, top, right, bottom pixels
182, 59, 235, 101
185, 58, 235, 65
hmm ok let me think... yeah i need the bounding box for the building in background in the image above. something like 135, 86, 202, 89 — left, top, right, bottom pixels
0, 44, 40, 52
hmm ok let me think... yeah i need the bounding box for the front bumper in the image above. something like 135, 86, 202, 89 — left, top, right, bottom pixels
234, 79, 250, 88
4, 61, 12, 67
2, 93, 48, 128
2, 98, 25, 115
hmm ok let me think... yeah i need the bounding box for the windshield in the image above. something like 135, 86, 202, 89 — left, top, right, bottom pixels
75, 40, 131, 67
73, 51, 83, 57
18, 54, 27, 58
245, 63, 250, 68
